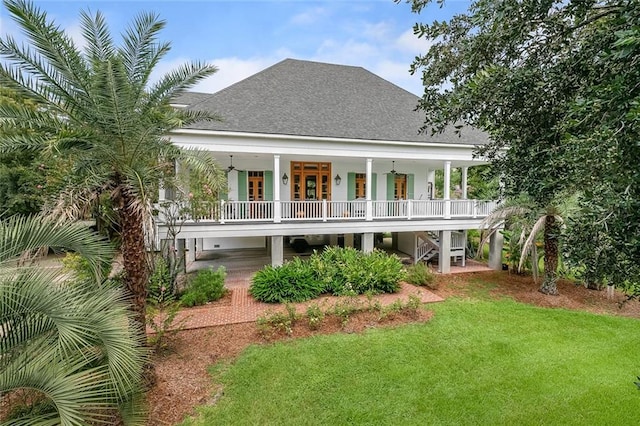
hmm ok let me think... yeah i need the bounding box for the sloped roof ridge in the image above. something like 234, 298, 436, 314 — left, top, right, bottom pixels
177, 58, 488, 145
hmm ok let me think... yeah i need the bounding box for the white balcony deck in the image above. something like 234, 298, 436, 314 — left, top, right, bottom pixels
156, 199, 499, 224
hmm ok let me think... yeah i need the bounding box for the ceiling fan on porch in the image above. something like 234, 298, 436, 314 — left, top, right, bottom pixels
389, 161, 397, 175
226, 155, 245, 172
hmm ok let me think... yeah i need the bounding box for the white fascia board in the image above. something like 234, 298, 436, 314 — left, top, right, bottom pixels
169, 129, 488, 163
157, 219, 487, 240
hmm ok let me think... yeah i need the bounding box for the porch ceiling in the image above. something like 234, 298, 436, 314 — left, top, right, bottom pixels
201, 151, 484, 170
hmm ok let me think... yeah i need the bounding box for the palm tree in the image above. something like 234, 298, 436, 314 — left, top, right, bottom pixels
0, 215, 145, 425
0, 0, 224, 326
481, 195, 567, 295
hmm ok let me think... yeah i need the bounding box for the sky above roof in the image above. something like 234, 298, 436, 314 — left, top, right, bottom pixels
0, 0, 471, 95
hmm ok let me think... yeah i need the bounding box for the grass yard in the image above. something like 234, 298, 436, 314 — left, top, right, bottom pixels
182, 298, 640, 425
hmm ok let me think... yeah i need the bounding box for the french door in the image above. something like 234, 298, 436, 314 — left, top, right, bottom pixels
291, 162, 331, 200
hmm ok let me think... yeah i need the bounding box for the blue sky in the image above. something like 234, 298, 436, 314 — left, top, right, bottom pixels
0, 0, 471, 95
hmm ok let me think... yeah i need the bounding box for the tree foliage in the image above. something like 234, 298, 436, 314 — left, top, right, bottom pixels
0, 0, 225, 325
401, 0, 640, 293
0, 215, 145, 425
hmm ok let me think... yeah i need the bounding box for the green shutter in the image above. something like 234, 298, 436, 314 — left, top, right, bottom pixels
347, 172, 356, 200
371, 173, 377, 200
386, 173, 395, 200
237, 170, 248, 201
407, 173, 415, 199
219, 171, 228, 201
264, 171, 273, 201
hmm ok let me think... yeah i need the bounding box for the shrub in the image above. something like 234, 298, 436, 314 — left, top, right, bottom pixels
256, 304, 299, 337
180, 266, 227, 307
330, 296, 363, 327
308, 246, 359, 294
305, 303, 325, 330
310, 247, 405, 296
250, 248, 405, 303
146, 301, 184, 352
404, 294, 423, 318
335, 249, 404, 295
405, 262, 436, 289
250, 257, 323, 303
61, 252, 94, 283
148, 256, 173, 305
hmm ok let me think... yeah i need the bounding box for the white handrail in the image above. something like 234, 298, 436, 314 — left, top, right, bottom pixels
154, 199, 499, 224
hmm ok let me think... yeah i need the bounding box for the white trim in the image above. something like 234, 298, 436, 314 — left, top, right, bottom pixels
170, 128, 483, 150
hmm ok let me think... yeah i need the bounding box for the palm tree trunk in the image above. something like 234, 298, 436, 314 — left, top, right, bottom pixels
120, 192, 149, 327
540, 214, 559, 295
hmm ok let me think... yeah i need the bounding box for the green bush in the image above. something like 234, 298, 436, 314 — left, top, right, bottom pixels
180, 266, 227, 307
250, 247, 405, 303
256, 304, 300, 337
309, 247, 404, 296
61, 252, 92, 282
405, 262, 436, 289
305, 303, 325, 330
148, 256, 173, 305
250, 257, 323, 303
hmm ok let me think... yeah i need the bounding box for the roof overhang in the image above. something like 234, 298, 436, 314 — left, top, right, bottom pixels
169, 128, 488, 165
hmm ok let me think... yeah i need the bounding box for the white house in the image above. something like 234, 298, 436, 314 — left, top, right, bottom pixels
159, 59, 503, 273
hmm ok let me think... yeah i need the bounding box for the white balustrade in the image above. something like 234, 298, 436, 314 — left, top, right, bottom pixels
155, 199, 499, 224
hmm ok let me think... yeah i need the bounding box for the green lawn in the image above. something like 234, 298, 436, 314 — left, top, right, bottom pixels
182, 299, 640, 425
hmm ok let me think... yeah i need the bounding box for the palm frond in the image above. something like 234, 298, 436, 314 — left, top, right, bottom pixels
119, 11, 167, 88
0, 214, 113, 279
176, 107, 223, 127
79, 8, 114, 65
0, 218, 145, 424
480, 203, 532, 230
517, 215, 546, 273
146, 61, 218, 109
2, 0, 91, 111
177, 148, 226, 195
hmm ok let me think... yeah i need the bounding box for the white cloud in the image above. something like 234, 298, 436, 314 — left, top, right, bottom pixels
194, 56, 279, 94
361, 21, 393, 41
65, 22, 86, 52
313, 39, 378, 65
290, 7, 329, 25
395, 29, 433, 54
372, 60, 423, 96
150, 55, 293, 95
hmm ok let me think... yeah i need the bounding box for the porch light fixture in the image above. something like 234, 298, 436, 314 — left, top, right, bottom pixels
334, 174, 342, 185
282, 173, 289, 185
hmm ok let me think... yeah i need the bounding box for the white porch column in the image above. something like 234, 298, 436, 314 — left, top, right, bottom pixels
196, 238, 203, 259
362, 233, 374, 253
427, 169, 435, 199
444, 161, 451, 219
365, 158, 373, 221
438, 230, 451, 274
461, 166, 468, 199
176, 238, 186, 273
273, 155, 282, 223
488, 230, 504, 270
271, 235, 284, 266
344, 233, 355, 248
185, 238, 196, 264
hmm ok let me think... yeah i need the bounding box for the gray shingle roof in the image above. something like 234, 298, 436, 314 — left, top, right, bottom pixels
175, 59, 488, 145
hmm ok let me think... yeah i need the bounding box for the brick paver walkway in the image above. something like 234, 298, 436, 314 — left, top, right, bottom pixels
152, 269, 444, 332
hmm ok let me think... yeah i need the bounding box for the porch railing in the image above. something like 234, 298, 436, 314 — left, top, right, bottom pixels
155, 199, 499, 224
